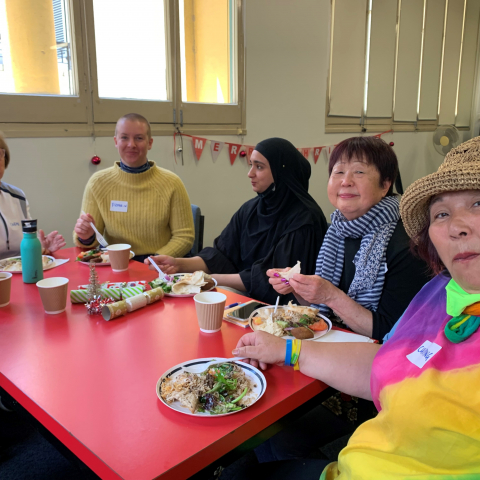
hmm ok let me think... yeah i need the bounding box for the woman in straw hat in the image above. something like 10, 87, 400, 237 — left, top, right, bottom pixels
231, 136, 480, 479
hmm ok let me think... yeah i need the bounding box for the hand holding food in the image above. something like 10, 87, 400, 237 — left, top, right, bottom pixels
145, 255, 179, 274
74, 212, 95, 241
266, 268, 294, 295
289, 274, 337, 305
38, 229, 66, 254
233, 331, 286, 371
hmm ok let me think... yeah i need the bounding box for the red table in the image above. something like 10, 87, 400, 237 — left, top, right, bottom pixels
0, 248, 328, 480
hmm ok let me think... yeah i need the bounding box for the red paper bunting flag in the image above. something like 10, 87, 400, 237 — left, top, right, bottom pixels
191, 136, 206, 161
301, 148, 310, 159
228, 143, 242, 165
210, 141, 224, 162
246, 146, 255, 161
313, 147, 324, 164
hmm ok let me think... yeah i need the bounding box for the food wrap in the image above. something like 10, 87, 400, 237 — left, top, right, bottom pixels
171, 271, 211, 295
279, 261, 301, 281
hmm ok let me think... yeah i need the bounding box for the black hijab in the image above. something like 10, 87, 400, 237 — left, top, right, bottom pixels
237, 137, 326, 268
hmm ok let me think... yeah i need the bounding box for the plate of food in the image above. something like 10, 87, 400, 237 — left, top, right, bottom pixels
249, 302, 332, 341
76, 247, 135, 266
149, 271, 217, 297
157, 359, 266, 416
0, 255, 56, 273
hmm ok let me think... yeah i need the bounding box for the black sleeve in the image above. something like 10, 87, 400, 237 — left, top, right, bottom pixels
239, 224, 321, 304
197, 210, 244, 274
371, 222, 431, 341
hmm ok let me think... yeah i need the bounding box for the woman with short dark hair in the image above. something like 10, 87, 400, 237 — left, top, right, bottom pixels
269, 136, 428, 340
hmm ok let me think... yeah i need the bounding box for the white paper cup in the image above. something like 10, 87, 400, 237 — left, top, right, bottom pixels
36, 277, 69, 314
0, 272, 12, 307
193, 292, 227, 333
106, 244, 131, 272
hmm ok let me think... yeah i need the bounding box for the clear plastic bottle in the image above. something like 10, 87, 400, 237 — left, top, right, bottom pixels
20, 219, 43, 283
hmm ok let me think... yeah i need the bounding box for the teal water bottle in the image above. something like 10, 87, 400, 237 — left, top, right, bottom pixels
20, 219, 43, 284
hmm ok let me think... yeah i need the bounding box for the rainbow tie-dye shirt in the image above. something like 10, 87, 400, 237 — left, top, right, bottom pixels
321, 274, 480, 480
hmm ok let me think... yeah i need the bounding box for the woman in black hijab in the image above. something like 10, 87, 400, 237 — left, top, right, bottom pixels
146, 138, 328, 304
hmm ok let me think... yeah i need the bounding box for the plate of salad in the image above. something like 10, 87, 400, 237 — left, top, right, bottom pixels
149, 272, 217, 297
249, 303, 332, 341
157, 359, 266, 416
76, 247, 135, 266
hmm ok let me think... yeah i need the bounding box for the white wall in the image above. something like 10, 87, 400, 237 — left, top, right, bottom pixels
4, 0, 474, 249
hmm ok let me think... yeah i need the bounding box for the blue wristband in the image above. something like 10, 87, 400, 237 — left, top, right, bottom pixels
284, 339, 292, 366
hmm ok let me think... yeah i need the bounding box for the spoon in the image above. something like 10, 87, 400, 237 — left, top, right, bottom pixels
182, 357, 246, 374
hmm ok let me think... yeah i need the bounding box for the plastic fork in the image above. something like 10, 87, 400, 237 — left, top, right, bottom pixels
148, 256, 167, 281
182, 357, 246, 374
81, 211, 109, 248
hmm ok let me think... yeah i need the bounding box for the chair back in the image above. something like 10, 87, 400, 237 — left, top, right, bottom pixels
189, 205, 204, 256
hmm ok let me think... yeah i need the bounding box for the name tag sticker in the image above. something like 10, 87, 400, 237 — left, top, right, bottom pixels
110, 201, 128, 212
406, 340, 442, 369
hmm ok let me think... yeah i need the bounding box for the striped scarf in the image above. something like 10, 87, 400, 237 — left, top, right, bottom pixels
313, 196, 400, 315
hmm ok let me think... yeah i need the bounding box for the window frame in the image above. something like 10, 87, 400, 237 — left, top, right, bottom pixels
0, 0, 246, 138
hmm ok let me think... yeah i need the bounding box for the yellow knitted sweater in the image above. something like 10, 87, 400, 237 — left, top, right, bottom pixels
73, 162, 194, 257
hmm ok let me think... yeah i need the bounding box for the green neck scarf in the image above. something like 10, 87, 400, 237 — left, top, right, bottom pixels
444, 279, 480, 343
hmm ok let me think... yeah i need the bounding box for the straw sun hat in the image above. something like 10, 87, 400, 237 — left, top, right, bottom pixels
400, 136, 480, 241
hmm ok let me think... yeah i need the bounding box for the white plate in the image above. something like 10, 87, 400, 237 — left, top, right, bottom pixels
78, 251, 135, 266
248, 306, 332, 341
156, 358, 266, 417
0, 255, 56, 273
163, 273, 217, 297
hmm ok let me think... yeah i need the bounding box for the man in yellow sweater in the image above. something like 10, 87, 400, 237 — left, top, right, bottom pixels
73, 113, 194, 260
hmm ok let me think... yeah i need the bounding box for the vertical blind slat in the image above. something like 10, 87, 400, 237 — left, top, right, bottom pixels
455, 0, 480, 127
418, 0, 446, 120
329, 0, 368, 117
394, 0, 424, 122
366, 0, 397, 118
438, 0, 465, 125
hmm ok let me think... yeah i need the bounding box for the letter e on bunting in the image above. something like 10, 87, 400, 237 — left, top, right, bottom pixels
210, 141, 224, 163
192, 136, 206, 161
313, 147, 324, 164
228, 143, 241, 165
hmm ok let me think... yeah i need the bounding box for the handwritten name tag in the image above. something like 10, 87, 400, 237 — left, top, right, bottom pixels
110, 201, 128, 212
406, 340, 442, 369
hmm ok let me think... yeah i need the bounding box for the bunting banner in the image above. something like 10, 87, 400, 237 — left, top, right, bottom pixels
227, 143, 242, 165
191, 136, 206, 161
246, 145, 255, 161
174, 130, 392, 165
210, 141, 224, 163
313, 147, 324, 164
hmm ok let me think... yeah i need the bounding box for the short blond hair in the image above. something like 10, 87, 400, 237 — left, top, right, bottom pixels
0, 132, 11, 168
115, 113, 151, 139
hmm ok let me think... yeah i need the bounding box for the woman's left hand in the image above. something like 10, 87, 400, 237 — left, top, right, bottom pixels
289, 274, 338, 305
38, 229, 66, 254
233, 331, 286, 370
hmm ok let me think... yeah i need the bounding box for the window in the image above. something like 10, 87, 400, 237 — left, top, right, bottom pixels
326, 0, 480, 133
0, 0, 245, 136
